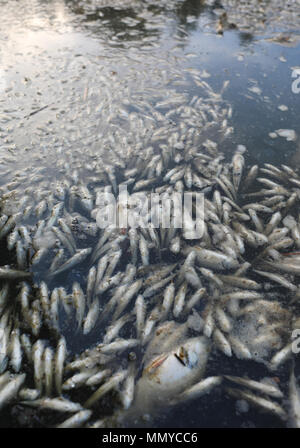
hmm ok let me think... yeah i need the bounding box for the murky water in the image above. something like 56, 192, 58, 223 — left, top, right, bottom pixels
0, 0, 300, 428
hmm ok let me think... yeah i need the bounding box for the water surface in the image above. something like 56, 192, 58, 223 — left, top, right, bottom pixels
0, 0, 300, 428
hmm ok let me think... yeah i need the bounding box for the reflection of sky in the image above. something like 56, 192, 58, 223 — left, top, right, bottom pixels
0, 0, 75, 98
0, 0, 71, 32
0, 0, 299, 166
179, 25, 300, 164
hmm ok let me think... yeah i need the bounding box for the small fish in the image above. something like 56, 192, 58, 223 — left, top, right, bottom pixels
32, 340, 44, 392
270, 343, 293, 370
215, 307, 232, 333
184, 246, 239, 271
44, 347, 54, 396
49, 249, 65, 273
104, 313, 130, 344
226, 388, 287, 420
84, 370, 128, 408
254, 269, 297, 291
0, 267, 31, 281
85, 369, 111, 387
62, 370, 98, 391
9, 328, 22, 373
174, 376, 222, 404
72, 282, 85, 330
83, 299, 100, 335
98, 339, 139, 355
52, 226, 76, 256
228, 335, 252, 360
160, 282, 175, 320
220, 291, 263, 302
203, 304, 215, 338
173, 282, 187, 318
56, 410, 92, 428
232, 149, 244, 191
213, 328, 232, 357
55, 337, 67, 395
120, 365, 136, 410
218, 275, 260, 290
139, 234, 149, 266
289, 365, 300, 428
50, 248, 92, 278
0, 373, 26, 411
224, 375, 283, 398
135, 295, 146, 339
184, 288, 206, 314
22, 397, 83, 413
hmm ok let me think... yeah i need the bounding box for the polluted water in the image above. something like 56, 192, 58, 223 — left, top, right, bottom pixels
0, 0, 300, 428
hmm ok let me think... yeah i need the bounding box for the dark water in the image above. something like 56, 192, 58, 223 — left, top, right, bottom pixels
0, 0, 300, 428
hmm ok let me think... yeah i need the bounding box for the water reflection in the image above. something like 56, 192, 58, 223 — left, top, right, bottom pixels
174, 0, 206, 28
0, 0, 299, 186
61, 0, 214, 43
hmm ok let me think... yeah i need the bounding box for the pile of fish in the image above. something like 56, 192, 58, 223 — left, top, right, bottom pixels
1, 143, 300, 427
0, 67, 300, 427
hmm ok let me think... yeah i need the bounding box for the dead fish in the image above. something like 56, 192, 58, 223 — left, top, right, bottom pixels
56, 410, 92, 428
0, 268, 31, 281
183, 246, 239, 271
232, 148, 245, 191
0, 373, 26, 411
55, 337, 67, 395
174, 376, 222, 404
226, 387, 287, 420
22, 397, 83, 413
49, 248, 92, 278
289, 364, 300, 428
224, 375, 283, 398
84, 370, 128, 408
